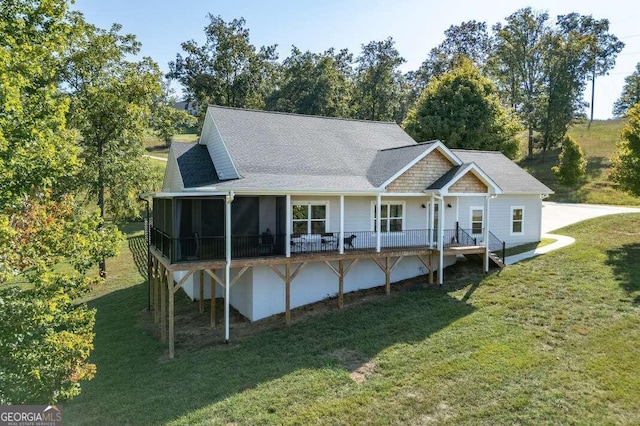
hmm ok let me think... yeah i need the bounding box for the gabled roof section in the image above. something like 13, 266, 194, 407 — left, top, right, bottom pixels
377, 140, 462, 189
200, 108, 240, 181
204, 106, 417, 191
453, 149, 553, 194
427, 163, 502, 194
172, 142, 219, 188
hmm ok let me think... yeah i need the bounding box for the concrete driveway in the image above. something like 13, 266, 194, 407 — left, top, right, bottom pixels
542, 201, 640, 233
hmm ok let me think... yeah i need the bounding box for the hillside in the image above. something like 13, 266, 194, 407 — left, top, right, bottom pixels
520, 119, 640, 206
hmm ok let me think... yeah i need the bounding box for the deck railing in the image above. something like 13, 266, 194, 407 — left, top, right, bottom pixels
150, 227, 491, 263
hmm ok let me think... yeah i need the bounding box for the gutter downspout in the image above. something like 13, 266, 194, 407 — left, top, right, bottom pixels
224, 190, 234, 343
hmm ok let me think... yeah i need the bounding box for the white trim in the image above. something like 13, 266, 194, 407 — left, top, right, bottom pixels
291, 200, 330, 234
184, 187, 383, 196
285, 195, 291, 258
379, 141, 463, 189
339, 195, 344, 254
370, 200, 406, 233
510, 205, 525, 236
469, 206, 484, 236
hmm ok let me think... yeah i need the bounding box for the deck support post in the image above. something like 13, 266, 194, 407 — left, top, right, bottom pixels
199, 270, 204, 313
154, 260, 160, 323
285, 263, 291, 324
168, 271, 175, 359
385, 257, 390, 295
429, 251, 434, 285
438, 196, 445, 286
160, 269, 166, 341
338, 260, 344, 308
210, 269, 216, 329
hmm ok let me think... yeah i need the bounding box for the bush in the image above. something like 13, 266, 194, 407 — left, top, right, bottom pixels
552, 135, 587, 186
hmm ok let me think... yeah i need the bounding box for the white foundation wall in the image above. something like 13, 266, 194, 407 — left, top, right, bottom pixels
249, 254, 458, 322
177, 267, 253, 319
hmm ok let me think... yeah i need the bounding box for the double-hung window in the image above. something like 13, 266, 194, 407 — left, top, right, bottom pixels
470, 207, 484, 235
511, 206, 524, 234
372, 201, 405, 232
292, 202, 328, 234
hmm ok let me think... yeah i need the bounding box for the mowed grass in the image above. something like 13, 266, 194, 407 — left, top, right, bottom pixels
144, 132, 198, 159
520, 119, 640, 206
64, 215, 640, 425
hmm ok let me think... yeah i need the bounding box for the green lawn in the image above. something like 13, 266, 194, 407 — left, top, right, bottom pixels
519, 119, 640, 205
64, 215, 640, 424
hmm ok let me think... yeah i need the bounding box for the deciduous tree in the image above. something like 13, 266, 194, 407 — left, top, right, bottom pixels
403, 59, 521, 158
168, 15, 278, 110
552, 135, 587, 186
611, 103, 640, 196
353, 37, 405, 122
613, 63, 640, 118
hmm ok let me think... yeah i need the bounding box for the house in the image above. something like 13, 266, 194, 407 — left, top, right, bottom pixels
149, 106, 552, 358
173, 100, 199, 116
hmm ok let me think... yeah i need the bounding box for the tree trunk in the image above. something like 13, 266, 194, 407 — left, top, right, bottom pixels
98, 140, 106, 278
528, 126, 534, 159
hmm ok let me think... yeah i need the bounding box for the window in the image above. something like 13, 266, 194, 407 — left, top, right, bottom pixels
511, 206, 524, 234
292, 202, 328, 234
470, 207, 483, 235
372, 201, 405, 232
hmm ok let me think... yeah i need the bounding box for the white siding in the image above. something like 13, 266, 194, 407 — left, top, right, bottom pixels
201, 110, 239, 181
162, 149, 184, 192
487, 195, 542, 244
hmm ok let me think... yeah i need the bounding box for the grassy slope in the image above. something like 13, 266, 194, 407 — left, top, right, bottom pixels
65, 216, 640, 425
520, 119, 640, 206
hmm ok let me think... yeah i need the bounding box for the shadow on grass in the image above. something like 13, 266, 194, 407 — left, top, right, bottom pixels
128, 234, 148, 279
66, 268, 481, 424
606, 243, 640, 305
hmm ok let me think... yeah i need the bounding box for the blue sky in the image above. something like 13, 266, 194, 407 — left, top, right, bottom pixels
73, 0, 640, 119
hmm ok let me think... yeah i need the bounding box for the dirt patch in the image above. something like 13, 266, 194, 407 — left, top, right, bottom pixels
328, 348, 377, 383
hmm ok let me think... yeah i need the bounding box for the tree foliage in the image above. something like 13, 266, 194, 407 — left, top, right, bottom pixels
403, 59, 521, 158
64, 19, 164, 223
353, 37, 405, 122
0, 0, 122, 403
552, 135, 587, 186
150, 82, 197, 147
490, 8, 623, 157
611, 103, 640, 196
266, 47, 353, 117
613, 63, 640, 118
416, 20, 491, 89
169, 15, 278, 110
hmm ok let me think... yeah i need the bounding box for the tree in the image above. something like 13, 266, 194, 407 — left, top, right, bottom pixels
168, 15, 278, 110
491, 8, 550, 158
403, 59, 521, 158
353, 37, 405, 122
266, 47, 353, 118
151, 81, 197, 147
63, 18, 165, 275
491, 8, 623, 157
552, 135, 587, 186
416, 20, 491, 88
613, 63, 640, 117
0, 0, 120, 403
611, 103, 640, 196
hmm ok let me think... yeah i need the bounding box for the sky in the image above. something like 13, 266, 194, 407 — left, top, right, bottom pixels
73, 0, 640, 120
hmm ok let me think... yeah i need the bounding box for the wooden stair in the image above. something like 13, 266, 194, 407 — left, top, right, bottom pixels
464, 251, 506, 269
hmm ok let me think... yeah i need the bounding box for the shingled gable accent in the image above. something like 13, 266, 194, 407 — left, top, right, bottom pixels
449, 171, 488, 193
385, 148, 456, 193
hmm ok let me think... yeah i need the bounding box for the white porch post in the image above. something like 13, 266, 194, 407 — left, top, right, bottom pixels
285, 194, 291, 258
224, 191, 234, 343
484, 195, 490, 273
429, 195, 435, 247
376, 193, 381, 252
438, 195, 444, 285
339, 195, 344, 254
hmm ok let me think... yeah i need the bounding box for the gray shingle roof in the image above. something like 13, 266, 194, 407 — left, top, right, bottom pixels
173, 142, 219, 188
427, 165, 464, 190
208, 106, 417, 189
453, 149, 553, 194
367, 142, 436, 187
172, 106, 552, 195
